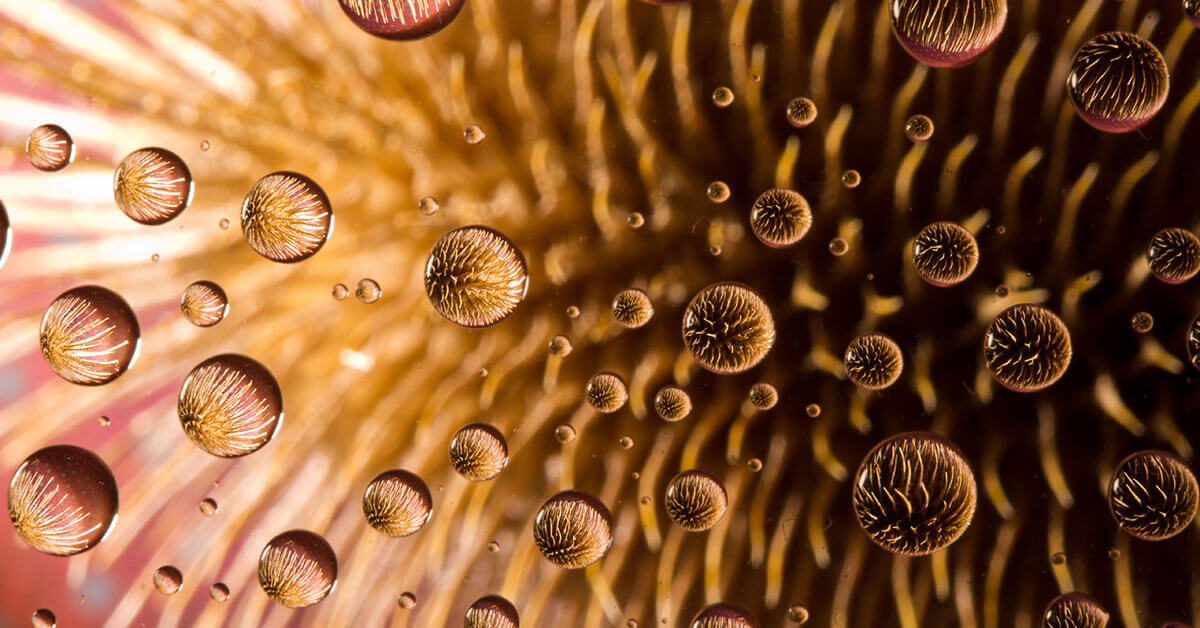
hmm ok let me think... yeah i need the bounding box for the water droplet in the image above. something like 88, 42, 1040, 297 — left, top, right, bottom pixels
994, 284, 1010, 297
1147, 227, 1200, 284
1107, 547, 1120, 560
200, 139, 210, 151
331, 283, 349, 301
1130, 311, 1154, 333
890, 0, 1008, 67
639, 496, 652, 505
398, 592, 417, 609
1043, 593, 1109, 628
533, 490, 613, 568
464, 124, 486, 144
150, 253, 160, 263
449, 423, 509, 481
487, 540, 500, 553
153, 565, 183, 595
26, 124, 74, 172
554, 424, 577, 443
749, 188, 812, 248
114, 147, 192, 224
708, 244, 722, 256
627, 212, 645, 228
549, 334, 574, 357
97, 415, 110, 427
788, 604, 809, 624
1109, 450, 1198, 540
1068, 32, 1168, 132
180, 280, 229, 327
654, 385, 693, 421
425, 225, 528, 327
585, 372, 628, 413
844, 332, 904, 391
1051, 551, 1066, 565
363, 469, 432, 537
199, 497, 218, 516
337, 0, 466, 39
747, 458, 763, 472
178, 354, 282, 457
418, 195, 440, 216
209, 582, 230, 602
32, 608, 56, 628
665, 470, 728, 531
566, 305, 581, 319
689, 603, 759, 628
39, 285, 141, 385
355, 278, 382, 303
706, 181, 731, 203
984, 304, 1072, 392
465, 595, 519, 628
805, 403, 821, 418
612, 288, 654, 328
218, 217, 230, 230
841, 170, 861, 188
711, 86, 734, 108
785, 97, 817, 128
682, 282, 775, 374
241, 171, 333, 263
748, 383, 778, 410
853, 432, 976, 555
7, 445, 118, 556
828, 238, 849, 256
627, 620, 640, 628
618, 436, 634, 450
911, 222, 979, 286
258, 529, 337, 608
904, 114, 934, 142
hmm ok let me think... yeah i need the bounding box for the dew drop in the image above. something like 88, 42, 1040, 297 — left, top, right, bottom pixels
257, 530, 337, 608
682, 282, 775, 374
1051, 551, 1066, 565
612, 288, 654, 328
828, 238, 849, 256
994, 284, 1010, 298
706, 181, 731, 203
1130, 311, 1154, 333
566, 305, 581, 319
904, 114, 934, 142
1147, 227, 1200, 284
487, 541, 500, 553
1068, 32, 1168, 133
1107, 548, 1120, 560
26, 124, 74, 172
32, 608, 56, 628
911, 222, 979, 286
418, 195, 440, 216
640, 496, 652, 505
355, 278, 382, 304
549, 334, 574, 357
150, 253, 160, 262
627, 212, 645, 228
425, 226, 528, 327
554, 424, 577, 443
788, 604, 809, 624
332, 283, 349, 300
1043, 593, 1109, 628
711, 86, 734, 108
7, 445, 118, 556
200, 139, 210, 151
984, 304, 1072, 392
627, 620, 639, 628
844, 333, 904, 391
890, 0, 1007, 67
841, 170, 861, 188
748, 383, 778, 410
114, 147, 192, 225
337, 0, 466, 40
39, 285, 141, 386
665, 470, 728, 532
689, 603, 760, 628
178, 354, 282, 457
450, 423, 509, 481
153, 565, 183, 595
618, 436, 634, 450
97, 415, 110, 427
464, 124, 486, 144
363, 469, 432, 537
750, 188, 812, 248
533, 490, 613, 569
199, 497, 218, 516
465, 594, 519, 628
209, 582, 230, 602
1109, 450, 1198, 540
747, 458, 763, 472
398, 592, 417, 609
654, 385, 693, 421
586, 372, 628, 413
708, 244, 722, 256
241, 171, 333, 263
218, 218, 230, 230
180, 280, 229, 327
785, 97, 817, 128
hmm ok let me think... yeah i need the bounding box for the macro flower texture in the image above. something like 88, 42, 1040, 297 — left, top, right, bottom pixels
2, 0, 1200, 626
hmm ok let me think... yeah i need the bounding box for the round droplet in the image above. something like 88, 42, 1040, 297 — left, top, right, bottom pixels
708, 245, 722, 256
627, 212, 645, 228
890, 0, 1008, 67
113, 147, 193, 225
554, 424, 577, 443
355, 278, 382, 304
566, 305, 581, 319
26, 124, 74, 172
712, 87, 734, 108
612, 289, 654, 328
241, 171, 333, 263
639, 496, 651, 505
257, 530, 337, 609
465, 595, 520, 628
97, 415, 111, 427
31, 608, 56, 627
1188, 0, 1200, 27
398, 592, 417, 609
984, 304, 1072, 392
787, 604, 809, 624
586, 372, 628, 413
8, 445, 118, 556
689, 603, 760, 628
904, 114, 934, 142
533, 490, 613, 569
627, 620, 639, 628
1147, 227, 1200, 284
748, 383, 778, 410
682, 282, 776, 374
549, 334, 573, 357
841, 170, 861, 188
418, 195, 440, 216
786, 97, 817, 128
1108, 450, 1199, 541
1051, 551, 1066, 565
853, 432, 977, 556
150, 253, 160, 263
425, 226, 529, 327
844, 333, 904, 391
994, 284, 1010, 298
1107, 548, 1121, 560
449, 423, 509, 481
912, 222, 979, 286
209, 582, 230, 602
337, 0, 465, 40
828, 238, 849, 256
1130, 311, 1154, 333
706, 181, 731, 203
1043, 593, 1109, 628
178, 354, 283, 457
363, 469, 432, 537
487, 540, 500, 553
180, 280, 229, 327
199, 497, 218, 516
200, 140, 211, 151
153, 565, 183, 595
665, 470, 728, 532
618, 436, 634, 450
805, 403, 821, 418
1068, 32, 1168, 133
749, 188, 812, 248
1187, 313, 1200, 370
218, 217, 231, 230
332, 283, 350, 301
464, 124, 486, 144
655, 385, 693, 421
39, 285, 141, 386
747, 458, 763, 472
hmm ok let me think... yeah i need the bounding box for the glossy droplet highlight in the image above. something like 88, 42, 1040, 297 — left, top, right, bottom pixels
241, 171, 333, 263
1043, 593, 1109, 628
655, 385, 692, 421
449, 423, 509, 481
1130, 311, 1153, 333
465, 594, 520, 628
853, 432, 977, 555
585, 372, 628, 413
180, 280, 229, 327
533, 490, 613, 569
689, 603, 760, 628
32, 608, 56, 627
665, 470, 728, 532
1050, 551, 1066, 565
890, 0, 1007, 67
844, 333, 904, 390
1108, 450, 1198, 541
912, 222, 979, 286
153, 565, 183, 595
627, 212, 645, 228
114, 147, 193, 225
355, 278, 382, 304
711, 86, 734, 108
984, 304, 1072, 392
199, 497, 218, 516
682, 282, 776, 374
425, 226, 528, 327
39, 285, 141, 386
805, 403, 821, 418
464, 124, 486, 144
209, 582, 230, 602
904, 114, 934, 142
554, 424, 577, 443
218, 217, 230, 230
828, 238, 849, 256
8, 445, 118, 557
418, 195, 439, 216
1068, 32, 1168, 133
257, 529, 337, 608
1146, 227, 1200, 284
178, 354, 283, 457
750, 188, 812, 248
786, 97, 817, 128
337, 0, 466, 40
748, 383, 777, 410
363, 469, 432, 537
618, 436, 634, 450
706, 181, 731, 203
787, 604, 809, 624
26, 124, 74, 172
612, 288, 654, 328
332, 283, 349, 301
841, 170, 861, 188
549, 334, 573, 357
747, 458, 763, 472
